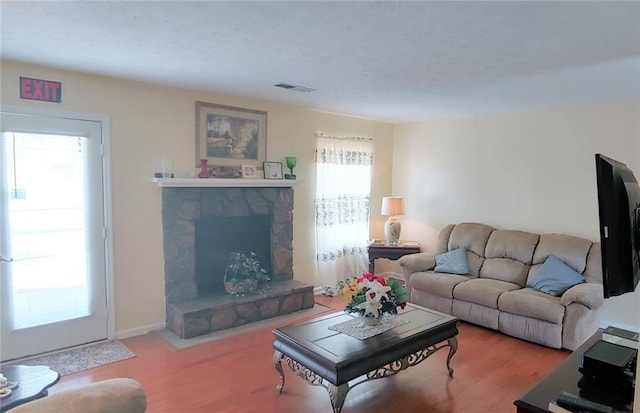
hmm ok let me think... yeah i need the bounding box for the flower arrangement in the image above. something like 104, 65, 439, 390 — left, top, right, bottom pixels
341, 273, 408, 318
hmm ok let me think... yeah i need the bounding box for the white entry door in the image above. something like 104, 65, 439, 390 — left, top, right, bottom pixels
0, 111, 109, 361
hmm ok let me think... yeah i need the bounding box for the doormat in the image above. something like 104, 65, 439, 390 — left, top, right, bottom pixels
157, 303, 335, 350
1, 340, 135, 376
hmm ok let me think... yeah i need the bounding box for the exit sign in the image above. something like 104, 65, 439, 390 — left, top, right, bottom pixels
20, 76, 62, 103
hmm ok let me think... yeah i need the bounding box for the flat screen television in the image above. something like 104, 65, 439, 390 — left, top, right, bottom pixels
595, 154, 640, 298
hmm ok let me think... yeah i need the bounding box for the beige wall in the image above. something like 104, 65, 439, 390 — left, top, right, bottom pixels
391, 103, 640, 331
1, 60, 394, 335
2, 59, 638, 338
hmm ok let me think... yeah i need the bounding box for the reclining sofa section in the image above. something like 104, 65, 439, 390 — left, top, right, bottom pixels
398, 222, 603, 350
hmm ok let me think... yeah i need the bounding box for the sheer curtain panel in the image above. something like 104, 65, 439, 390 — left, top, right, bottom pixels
315, 137, 372, 286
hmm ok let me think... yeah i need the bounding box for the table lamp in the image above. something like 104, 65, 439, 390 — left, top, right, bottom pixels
381, 196, 405, 245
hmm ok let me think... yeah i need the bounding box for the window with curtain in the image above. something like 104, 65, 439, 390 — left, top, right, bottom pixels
315, 136, 373, 286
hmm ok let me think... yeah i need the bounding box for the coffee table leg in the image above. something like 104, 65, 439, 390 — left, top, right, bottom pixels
327, 383, 349, 413
273, 350, 285, 393
274, 352, 350, 412
446, 336, 458, 376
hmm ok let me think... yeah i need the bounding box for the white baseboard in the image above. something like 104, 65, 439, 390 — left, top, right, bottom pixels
313, 286, 324, 295
116, 322, 166, 339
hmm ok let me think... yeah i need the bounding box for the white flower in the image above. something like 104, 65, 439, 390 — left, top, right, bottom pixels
362, 279, 391, 302
358, 299, 381, 317
355, 279, 392, 317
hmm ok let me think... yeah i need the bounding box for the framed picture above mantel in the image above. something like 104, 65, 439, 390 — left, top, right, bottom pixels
195, 101, 267, 167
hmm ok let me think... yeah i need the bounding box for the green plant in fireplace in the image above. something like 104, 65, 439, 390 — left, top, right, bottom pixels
223, 251, 270, 295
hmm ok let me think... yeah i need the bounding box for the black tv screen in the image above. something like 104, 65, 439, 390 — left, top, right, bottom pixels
595, 154, 640, 298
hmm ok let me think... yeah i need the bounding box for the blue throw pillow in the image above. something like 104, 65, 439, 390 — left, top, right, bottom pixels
527, 255, 585, 296
434, 248, 469, 275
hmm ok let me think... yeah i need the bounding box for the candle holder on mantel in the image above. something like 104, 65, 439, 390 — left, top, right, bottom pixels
198, 159, 209, 178
284, 156, 297, 180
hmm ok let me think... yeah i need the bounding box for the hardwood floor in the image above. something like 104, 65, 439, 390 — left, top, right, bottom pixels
53, 296, 569, 413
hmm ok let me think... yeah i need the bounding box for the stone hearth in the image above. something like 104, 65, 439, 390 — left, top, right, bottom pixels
166, 280, 314, 339
161, 185, 314, 339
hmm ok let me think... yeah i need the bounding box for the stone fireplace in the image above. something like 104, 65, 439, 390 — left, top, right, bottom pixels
195, 214, 273, 296
160, 184, 314, 339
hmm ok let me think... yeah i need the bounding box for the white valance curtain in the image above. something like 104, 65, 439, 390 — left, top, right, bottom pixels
315, 136, 373, 285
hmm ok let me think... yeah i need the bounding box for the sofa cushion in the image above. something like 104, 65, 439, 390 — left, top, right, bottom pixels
435, 224, 456, 254
498, 287, 565, 324
479, 230, 539, 285
532, 234, 592, 272
480, 258, 531, 286
453, 278, 520, 309
434, 248, 469, 274
527, 255, 585, 296
410, 271, 469, 299
448, 223, 494, 257
448, 223, 494, 276
485, 230, 540, 265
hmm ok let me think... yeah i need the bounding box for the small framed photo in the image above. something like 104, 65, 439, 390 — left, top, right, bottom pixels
241, 164, 257, 179
263, 162, 283, 179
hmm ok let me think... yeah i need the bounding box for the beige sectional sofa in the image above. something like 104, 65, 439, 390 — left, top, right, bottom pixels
398, 222, 604, 350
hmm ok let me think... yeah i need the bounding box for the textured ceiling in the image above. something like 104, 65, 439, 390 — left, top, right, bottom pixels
1, 1, 640, 123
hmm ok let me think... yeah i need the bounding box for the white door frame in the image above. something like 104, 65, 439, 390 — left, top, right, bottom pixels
1, 104, 115, 342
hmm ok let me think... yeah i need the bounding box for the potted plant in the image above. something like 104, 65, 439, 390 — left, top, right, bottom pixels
223, 251, 270, 295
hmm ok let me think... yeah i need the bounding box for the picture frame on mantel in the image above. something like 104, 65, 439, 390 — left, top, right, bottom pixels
263, 161, 283, 179
195, 101, 267, 167
241, 164, 257, 179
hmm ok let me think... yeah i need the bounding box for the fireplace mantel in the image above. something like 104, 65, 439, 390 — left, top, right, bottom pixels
153, 178, 301, 188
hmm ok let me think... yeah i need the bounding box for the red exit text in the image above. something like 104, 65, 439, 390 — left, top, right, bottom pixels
20, 76, 62, 103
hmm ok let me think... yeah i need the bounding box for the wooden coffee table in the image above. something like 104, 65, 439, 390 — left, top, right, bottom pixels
0, 365, 60, 412
273, 303, 458, 413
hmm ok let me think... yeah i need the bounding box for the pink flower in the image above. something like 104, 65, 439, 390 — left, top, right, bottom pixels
361, 273, 375, 282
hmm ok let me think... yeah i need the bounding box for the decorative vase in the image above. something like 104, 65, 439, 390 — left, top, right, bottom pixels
360, 313, 383, 327
284, 156, 297, 180
198, 159, 209, 178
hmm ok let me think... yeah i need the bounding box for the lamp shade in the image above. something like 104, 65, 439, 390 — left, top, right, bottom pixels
381, 197, 405, 216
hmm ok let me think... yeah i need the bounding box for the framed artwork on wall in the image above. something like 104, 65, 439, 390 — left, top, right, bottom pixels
195, 101, 267, 167
263, 162, 283, 179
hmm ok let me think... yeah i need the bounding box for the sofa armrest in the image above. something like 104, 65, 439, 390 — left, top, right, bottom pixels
398, 253, 436, 273
11, 378, 147, 413
398, 253, 436, 294
560, 283, 604, 310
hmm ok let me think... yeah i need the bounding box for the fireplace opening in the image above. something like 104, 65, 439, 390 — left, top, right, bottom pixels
194, 214, 273, 296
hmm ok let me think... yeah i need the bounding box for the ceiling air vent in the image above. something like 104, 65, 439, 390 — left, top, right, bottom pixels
274, 83, 315, 93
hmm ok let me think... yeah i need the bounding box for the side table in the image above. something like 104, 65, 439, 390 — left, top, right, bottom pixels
514, 331, 633, 413
0, 365, 60, 412
367, 241, 420, 274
